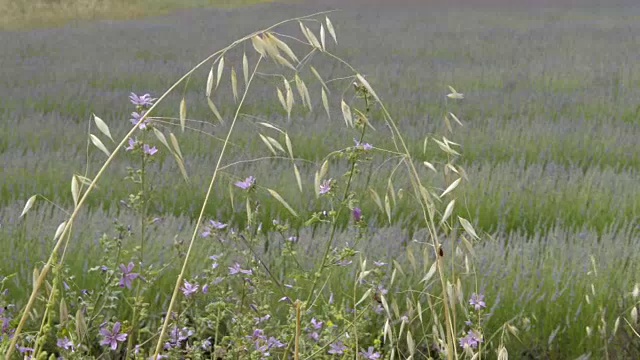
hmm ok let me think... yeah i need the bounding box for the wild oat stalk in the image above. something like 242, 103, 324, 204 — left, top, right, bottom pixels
6, 10, 337, 359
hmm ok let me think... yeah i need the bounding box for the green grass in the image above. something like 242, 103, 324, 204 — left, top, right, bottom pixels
0, 0, 277, 30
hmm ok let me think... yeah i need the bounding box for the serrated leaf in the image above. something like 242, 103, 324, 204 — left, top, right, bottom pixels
54, 221, 67, 241
93, 114, 113, 142
356, 74, 380, 103
20, 195, 37, 218
71, 175, 79, 206
441, 200, 455, 225
440, 178, 461, 198
458, 216, 479, 239
179, 98, 186, 132
341, 99, 352, 127
216, 56, 224, 89
423, 161, 437, 173
169, 133, 183, 160
90, 134, 110, 157
320, 23, 326, 50
267, 189, 298, 217
321, 87, 330, 120
206, 65, 214, 98
231, 67, 238, 103
242, 52, 249, 87
284, 133, 294, 159
207, 97, 224, 124
293, 164, 302, 193
421, 262, 437, 283
259, 134, 277, 155
326, 16, 337, 44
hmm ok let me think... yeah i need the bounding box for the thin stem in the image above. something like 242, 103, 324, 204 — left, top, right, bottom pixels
151, 56, 263, 359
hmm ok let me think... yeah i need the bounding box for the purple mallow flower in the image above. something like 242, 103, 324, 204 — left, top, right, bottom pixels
354, 138, 373, 151
235, 176, 256, 190
359, 346, 381, 360
57, 337, 74, 351
119, 262, 139, 289
229, 262, 252, 276
125, 137, 138, 151
143, 143, 158, 156
328, 341, 347, 355
100, 322, 127, 351
319, 179, 332, 195
310, 318, 323, 330
201, 220, 227, 237
469, 293, 486, 311
129, 93, 156, 107
459, 330, 483, 350
130, 111, 151, 129
352, 207, 362, 222
181, 280, 199, 297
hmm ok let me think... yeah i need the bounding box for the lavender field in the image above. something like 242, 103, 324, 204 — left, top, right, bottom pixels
1, 0, 639, 358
